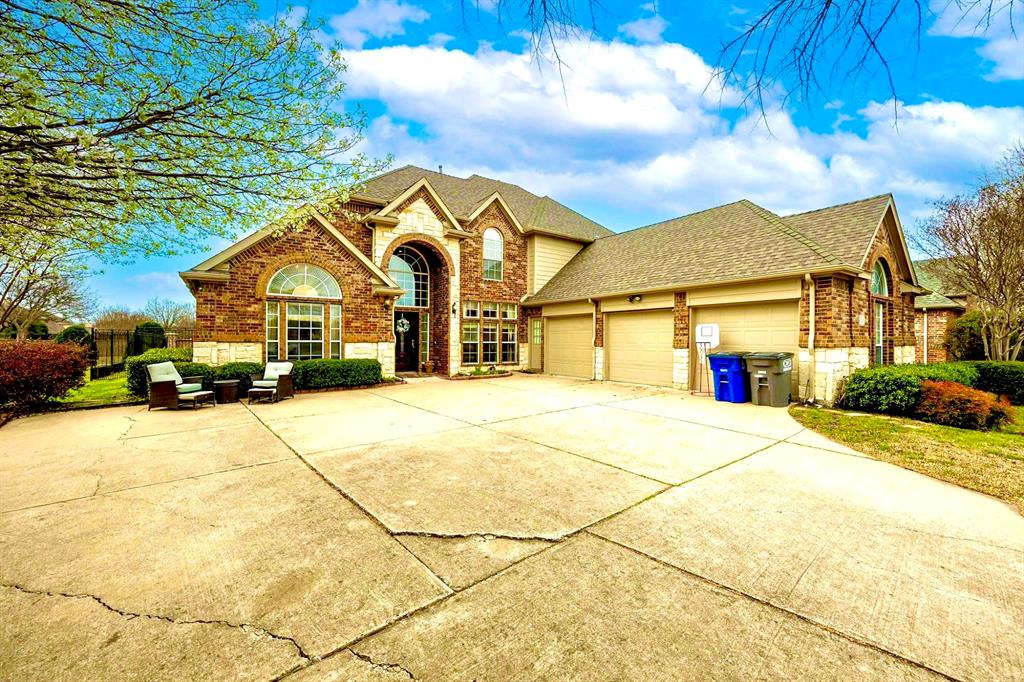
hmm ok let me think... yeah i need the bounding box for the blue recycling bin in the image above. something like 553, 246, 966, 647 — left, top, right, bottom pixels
708, 352, 751, 403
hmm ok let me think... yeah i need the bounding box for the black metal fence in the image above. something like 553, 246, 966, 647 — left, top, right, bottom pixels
89, 328, 194, 379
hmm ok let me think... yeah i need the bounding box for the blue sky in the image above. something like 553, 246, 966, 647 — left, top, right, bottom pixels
89, 0, 1023, 310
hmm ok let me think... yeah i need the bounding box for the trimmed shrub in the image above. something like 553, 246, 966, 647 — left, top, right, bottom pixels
214, 361, 265, 393
292, 358, 382, 389
914, 380, 1014, 430
125, 347, 193, 396
944, 311, 986, 361
841, 363, 982, 415
973, 361, 1024, 405
173, 362, 215, 390
0, 320, 50, 339
55, 324, 90, 345
130, 321, 165, 355
0, 340, 89, 419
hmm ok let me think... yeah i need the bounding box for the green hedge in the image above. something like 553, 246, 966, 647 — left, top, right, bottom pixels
840, 363, 982, 415
973, 361, 1024, 405
292, 358, 382, 389
124, 347, 194, 396
214, 362, 265, 394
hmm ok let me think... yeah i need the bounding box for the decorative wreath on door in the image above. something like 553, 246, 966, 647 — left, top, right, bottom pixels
396, 318, 411, 334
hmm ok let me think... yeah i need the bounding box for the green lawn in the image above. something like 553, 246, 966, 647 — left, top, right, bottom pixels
58, 372, 136, 407
790, 406, 1024, 513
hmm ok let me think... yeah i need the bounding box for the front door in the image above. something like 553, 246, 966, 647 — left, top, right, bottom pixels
529, 318, 543, 370
395, 310, 419, 372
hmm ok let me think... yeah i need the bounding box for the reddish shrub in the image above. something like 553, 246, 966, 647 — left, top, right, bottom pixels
0, 340, 89, 421
914, 380, 1015, 430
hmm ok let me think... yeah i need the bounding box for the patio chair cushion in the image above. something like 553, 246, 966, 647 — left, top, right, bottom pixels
178, 390, 213, 401
147, 361, 183, 386
176, 383, 203, 394
253, 380, 278, 388
264, 362, 293, 381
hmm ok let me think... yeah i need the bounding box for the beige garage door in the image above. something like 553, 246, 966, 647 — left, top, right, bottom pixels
606, 310, 674, 386
545, 315, 593, 378
691, 300, 799, 391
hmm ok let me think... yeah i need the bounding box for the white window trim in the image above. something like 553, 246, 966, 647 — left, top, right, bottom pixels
482, 228, 504, 281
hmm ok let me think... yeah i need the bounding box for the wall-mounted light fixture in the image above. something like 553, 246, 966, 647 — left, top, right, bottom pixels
452, 302, 458, 317
627, 294, 643, 303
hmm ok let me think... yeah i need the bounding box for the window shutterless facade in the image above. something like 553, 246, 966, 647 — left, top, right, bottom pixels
463, 301, 479, 318
389, 246, 429, 308
461, 323, 479, 364
482, 324, 498, 364
501, 323, 516, 363
482, 302, 499, 319
482, 228, 503, 281
266, 301, 280, 361
265, 263, 342, 362
286, 302, 324, 361
330, 304, 343, 359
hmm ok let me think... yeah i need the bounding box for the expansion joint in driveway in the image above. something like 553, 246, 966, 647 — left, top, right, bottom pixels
583, 533, 961, 682
1, 582, 311, 663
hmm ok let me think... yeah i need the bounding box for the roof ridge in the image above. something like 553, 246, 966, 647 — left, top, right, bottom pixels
741, 200, 843, 264
784, 193, 891, 218
595, 200, 751, 240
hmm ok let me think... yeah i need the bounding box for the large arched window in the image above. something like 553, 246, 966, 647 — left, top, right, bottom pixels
267, 263, 341, 298
482, 228, 503, 281
869, 260, 890, 366
389, 246, 429, 308
870, 260, 890, 296
265, 263, 342, 362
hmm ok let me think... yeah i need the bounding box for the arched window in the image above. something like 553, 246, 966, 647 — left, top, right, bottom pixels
267, 263, 341, 298
389, 246, 429, 308
482, 228, 503, 281
870, 260, 889, 296
265, 263, 342, 363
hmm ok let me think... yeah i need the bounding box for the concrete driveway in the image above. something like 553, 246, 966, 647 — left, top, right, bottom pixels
1, 375, 1021, 680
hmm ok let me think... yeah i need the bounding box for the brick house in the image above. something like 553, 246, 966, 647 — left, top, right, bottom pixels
181, 166, 924, 403
912, 259, 968, 363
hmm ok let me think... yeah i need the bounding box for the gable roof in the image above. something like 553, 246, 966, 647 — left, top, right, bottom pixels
180, 208, 399, 291
529, 194, 906, 304
529, 200, 855, 304
913, 259, 967, 310
355, 165, 612, 242
782, 194, 893, 267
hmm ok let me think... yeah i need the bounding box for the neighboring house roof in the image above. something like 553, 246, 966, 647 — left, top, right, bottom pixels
913, 259, 967, 310
355, 165, 612, 243
529, 200, 861, 304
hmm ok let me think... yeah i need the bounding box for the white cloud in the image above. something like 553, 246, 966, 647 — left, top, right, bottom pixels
329, 0, 428, 50
929, 0, 1023, 81
618, 15, 669, 43
341, 36, 1022, 230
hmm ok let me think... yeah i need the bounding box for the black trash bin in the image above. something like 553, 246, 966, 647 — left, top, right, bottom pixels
746, 352, 794, 407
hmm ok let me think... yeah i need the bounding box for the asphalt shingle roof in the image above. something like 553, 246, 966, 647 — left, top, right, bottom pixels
782, 195, 892, 267
529, 195, 896, 304
530, 200, 847, 303
913, 259, 967, 309
356, 165, 612, 242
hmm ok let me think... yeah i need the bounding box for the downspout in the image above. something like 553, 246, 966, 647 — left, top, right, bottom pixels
923, 308, 928, 364
805, 274, 816, 403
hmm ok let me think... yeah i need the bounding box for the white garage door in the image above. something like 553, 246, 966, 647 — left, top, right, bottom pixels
606, 310, 674, 386
545, 315, 593, 378
691, 300, 799, 392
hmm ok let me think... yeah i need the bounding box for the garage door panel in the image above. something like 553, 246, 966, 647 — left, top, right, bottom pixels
606, 310, 674, 387
692, 300, 799, 394
545, 315, 593, 378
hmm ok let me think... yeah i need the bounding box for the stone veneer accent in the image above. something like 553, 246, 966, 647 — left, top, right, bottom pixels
594, 347, 605, 381
798, 346, 870, 405
345, 342, 396, 376
672, 348, 689, 390
893, 345, 916, 364
193, 341, 261, 366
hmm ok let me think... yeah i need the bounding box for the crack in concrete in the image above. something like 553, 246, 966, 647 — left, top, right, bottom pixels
394, 529, 564, 542
346, 648, 417, 679
2, 582, 311, 662
584, 532, 960, 682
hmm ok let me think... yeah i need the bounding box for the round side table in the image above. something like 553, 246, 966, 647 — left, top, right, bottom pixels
213, 379, 240, 403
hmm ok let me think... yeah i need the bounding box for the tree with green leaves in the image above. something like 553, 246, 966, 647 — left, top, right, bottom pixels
0, 0, 385, 261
